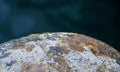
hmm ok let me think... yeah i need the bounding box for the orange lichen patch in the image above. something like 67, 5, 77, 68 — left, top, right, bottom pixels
68, 34, 120, 59
28, 34, 39, 38
87, 44, 94, 49
86, 43, 100, 55
25, 44, 35, 52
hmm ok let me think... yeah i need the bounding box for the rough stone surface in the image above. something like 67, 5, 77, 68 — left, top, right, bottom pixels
0, 32, 120, 72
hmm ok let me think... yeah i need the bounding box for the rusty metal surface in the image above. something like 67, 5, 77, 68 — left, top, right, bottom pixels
0, 32, 120, 72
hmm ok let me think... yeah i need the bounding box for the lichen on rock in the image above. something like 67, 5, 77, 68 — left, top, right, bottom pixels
0, 32, 120, 72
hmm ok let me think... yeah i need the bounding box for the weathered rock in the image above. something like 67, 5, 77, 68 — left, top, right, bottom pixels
0, 32, 120, 72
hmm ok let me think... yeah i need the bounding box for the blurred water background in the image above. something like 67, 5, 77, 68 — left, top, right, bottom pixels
0, 0, 119, 51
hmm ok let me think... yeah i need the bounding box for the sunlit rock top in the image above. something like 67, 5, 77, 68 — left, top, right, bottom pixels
0, 32, 120, 72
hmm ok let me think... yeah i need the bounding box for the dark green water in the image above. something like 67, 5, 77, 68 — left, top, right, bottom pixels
0, 0, 119, 51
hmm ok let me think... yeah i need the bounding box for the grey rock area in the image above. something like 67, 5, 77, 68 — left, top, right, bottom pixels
0, 32, 120, 72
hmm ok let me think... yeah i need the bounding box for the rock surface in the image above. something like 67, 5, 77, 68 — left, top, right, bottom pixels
0, 32, 120, 72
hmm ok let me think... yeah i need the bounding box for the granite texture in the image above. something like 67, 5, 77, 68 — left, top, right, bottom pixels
0, 32, 120, 72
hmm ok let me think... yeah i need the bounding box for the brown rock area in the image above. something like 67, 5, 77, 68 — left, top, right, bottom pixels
0, 32, 120, 72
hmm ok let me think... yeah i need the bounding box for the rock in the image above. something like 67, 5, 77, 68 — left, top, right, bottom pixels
0, 32, 120, 72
